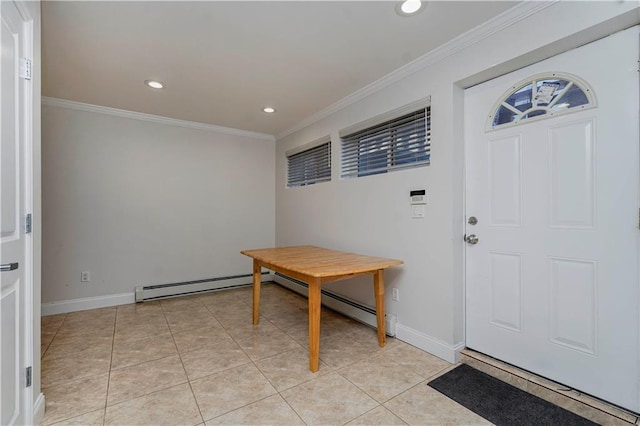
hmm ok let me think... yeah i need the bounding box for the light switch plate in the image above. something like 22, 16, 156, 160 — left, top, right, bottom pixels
412, 204, 425, 218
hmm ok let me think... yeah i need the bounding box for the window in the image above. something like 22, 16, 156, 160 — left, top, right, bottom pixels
341, 104, 430, 178
488, 72, 596, 131
286, 141, 331, 187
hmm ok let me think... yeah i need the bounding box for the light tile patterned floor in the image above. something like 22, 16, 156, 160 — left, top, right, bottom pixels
41, 283, 488, 425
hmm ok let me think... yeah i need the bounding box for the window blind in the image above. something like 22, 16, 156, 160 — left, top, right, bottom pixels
287, 141, 331, 187
341, 107, 430, 178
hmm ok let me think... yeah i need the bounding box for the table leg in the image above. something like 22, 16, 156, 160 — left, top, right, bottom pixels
373, 269, 386, 347
252, 260, 261, 325
308, 277, 321, 372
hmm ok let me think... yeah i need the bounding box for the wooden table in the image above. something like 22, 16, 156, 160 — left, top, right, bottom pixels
240, 245, 403, 372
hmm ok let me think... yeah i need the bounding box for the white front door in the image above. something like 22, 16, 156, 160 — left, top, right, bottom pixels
465, 27, 640, 412
1, 2, 32, 424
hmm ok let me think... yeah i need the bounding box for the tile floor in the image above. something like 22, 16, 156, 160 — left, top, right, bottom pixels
41, 283, 490, 425
460, 351, 638, 425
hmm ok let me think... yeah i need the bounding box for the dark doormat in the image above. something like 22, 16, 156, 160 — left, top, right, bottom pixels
428, 364, 597, 426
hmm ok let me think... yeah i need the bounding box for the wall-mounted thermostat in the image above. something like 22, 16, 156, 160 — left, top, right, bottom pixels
410, 189, 426, 219
410, 189, 426, 205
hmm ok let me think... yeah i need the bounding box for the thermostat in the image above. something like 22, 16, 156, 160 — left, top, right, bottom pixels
410, 189, 426, 205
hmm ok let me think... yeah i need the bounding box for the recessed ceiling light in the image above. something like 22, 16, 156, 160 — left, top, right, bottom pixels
145, 80, 164, 89
396, 0, 424, 16
263, 107, 276, 114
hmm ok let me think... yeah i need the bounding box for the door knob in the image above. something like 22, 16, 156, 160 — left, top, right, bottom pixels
0, 262, 18, 272
464, 234, 479, 245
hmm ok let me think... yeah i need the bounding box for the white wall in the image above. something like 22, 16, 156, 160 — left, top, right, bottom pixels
42, 104, 275, 305
276, 1, 639, 361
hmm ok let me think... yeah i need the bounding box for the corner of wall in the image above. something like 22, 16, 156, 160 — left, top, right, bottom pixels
396, 323, 465, 364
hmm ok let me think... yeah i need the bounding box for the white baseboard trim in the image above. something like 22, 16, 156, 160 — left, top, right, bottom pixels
41, 292, 135, 316
396, 323, 465, 364
33, 392, 45, 425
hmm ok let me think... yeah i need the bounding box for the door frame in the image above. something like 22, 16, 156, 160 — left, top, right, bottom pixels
10, 1, 35, 423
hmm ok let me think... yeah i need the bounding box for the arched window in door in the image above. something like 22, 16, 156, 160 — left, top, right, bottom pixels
487, 72, 596, 131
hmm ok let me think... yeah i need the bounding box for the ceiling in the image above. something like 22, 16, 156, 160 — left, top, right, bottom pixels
42, 1, 518, 137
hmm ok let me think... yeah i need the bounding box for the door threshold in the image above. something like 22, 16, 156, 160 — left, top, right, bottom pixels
460, 349, 638, 425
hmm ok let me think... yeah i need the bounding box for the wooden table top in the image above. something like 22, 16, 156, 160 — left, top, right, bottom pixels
241, 245, 403, 278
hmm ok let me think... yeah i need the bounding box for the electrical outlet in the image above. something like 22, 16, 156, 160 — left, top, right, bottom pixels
392, 288, 399, 302
81, 271, 90, 283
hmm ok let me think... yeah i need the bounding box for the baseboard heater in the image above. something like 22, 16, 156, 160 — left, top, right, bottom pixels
273, 272, 397, 337
135, 272, 273, 302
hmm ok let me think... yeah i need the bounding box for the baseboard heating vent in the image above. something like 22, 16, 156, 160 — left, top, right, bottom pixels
273, 272, 396, 336
135, 272, 273, 302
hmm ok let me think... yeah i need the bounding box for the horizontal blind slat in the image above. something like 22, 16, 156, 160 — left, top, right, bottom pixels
343, 111, 426, 140
287, 141, 331, 187
340, 106, 431, 178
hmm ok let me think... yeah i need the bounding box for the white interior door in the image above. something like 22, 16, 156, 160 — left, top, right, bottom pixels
465, 27, 640, 412
1, 2, 31, 424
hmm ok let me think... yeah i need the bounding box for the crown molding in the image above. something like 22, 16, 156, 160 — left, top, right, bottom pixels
42, 97, 276, 142
276, 0, 557, 141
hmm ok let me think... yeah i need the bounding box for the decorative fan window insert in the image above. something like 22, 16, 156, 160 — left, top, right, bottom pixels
489, 73, 595, 130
